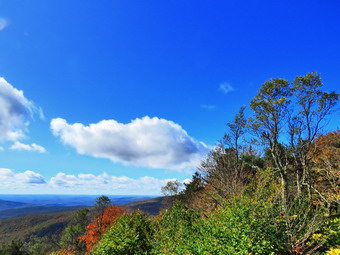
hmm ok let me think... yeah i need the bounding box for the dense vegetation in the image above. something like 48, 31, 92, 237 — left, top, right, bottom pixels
0, 212, 74, 254
1, 72, 339, 254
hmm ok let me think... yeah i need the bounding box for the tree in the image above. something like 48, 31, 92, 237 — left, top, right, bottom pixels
0, 241, 29, 255
196, 107, 254, 207
60, 208, 90, 253
309, 131, 340, 209
91, 211, 153, 255
249, 72, 338, 253
224, 106, 247, 167
94, 195, 111, 217
179, 171, 206, 210
250, 77, 292, 203
161, 180, 183, 197
79, 206, 126, 253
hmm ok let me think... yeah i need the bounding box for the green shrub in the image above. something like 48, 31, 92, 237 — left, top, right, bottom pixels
152, 201, 200, 254
192, 197, 285, 254
91, 211, 153, 255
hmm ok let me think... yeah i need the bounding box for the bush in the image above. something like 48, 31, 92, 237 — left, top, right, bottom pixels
91, 211, 153, 255
152, 201, 200, 254
193, 197, 285, 254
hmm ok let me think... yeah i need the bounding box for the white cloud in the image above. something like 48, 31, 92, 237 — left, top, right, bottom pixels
49, 172, 176, 194
16, 170, 47, 184
51, 116, 209, 171
0, 168, 187, 195
201, 104, 216, 110
0, 168, 13, 180
0, 146, 3, 151
0, 18, 8, 31
10, 141, 47, 153
0, 168, 46, 186
183, 178, 192, 185
219, 82, 234, 94
0, 78, 35, 141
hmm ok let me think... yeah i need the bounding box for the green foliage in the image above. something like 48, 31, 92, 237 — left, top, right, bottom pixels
152, 202, 200, 254
94, 196, 111, 216
60, 224, 86, 252
152, 197, 285, 254
313, 217, 340, 254
0, 240, 28, 255
91, 211, 153, 255
193, 197, 285, 255
0, 212, 72, 246
59, 208, 89, 253
179, 171, 205, 205
24, 236, 55, 255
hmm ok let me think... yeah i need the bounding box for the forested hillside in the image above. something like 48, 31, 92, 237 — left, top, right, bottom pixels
0, 200, 30, 211
1, 72, 339, 255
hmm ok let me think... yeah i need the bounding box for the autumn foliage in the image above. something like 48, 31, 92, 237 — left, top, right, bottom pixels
310, 131, 340, 206
78, 206, 126, 253
312, 131, 340, 166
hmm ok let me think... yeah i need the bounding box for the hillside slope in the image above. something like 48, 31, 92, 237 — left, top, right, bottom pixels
122, 196, 170, 216
0, 211, 74, 245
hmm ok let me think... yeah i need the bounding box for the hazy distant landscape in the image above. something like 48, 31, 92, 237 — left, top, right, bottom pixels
0, 195, 155, 209
0, 195, 157, 219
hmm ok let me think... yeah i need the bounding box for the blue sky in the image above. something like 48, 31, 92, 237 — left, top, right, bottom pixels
0, 0, 339, 195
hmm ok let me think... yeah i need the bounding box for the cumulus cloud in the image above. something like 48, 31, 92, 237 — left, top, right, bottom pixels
219, 82, 234, 94
0, 78, 35, 141
0, 168, 46, 186
10, 141, 47, 153
0, 168, 186, 195
183, 178, 192, 185
0, 18, 8, 31
201, 104, 216, 110
51, 116, 209, 170
49, 172, 176, 194
16, 170, 46, 184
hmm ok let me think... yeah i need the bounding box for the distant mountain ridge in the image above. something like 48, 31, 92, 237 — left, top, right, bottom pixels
0, 195, 155, 207
0, 199, 31, 211
0, 205, 88, 219
0, 195, 161, 219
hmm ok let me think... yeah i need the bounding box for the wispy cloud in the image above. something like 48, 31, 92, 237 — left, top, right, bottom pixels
51, 116, 209, 171
0, 77, 38, 141
219, 82, 234, 94
0, 18, 8, 31
10, 141, 47, 153
201, 104, 216, 110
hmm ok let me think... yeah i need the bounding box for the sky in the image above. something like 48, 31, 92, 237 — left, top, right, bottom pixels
0, 0, 339, 195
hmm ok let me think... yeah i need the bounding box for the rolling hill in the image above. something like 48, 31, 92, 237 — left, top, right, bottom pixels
122, 196, 170, 216
0, 211, 74, 245
0, 199, 31, 211
0, 205, 88, 219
